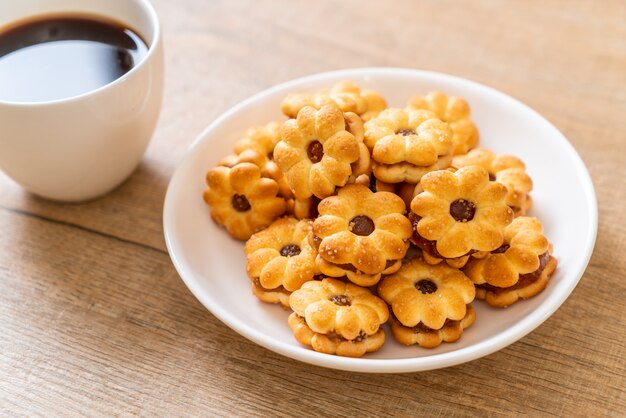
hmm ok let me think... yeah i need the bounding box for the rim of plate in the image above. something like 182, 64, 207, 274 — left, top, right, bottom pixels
163, 67, 598, 373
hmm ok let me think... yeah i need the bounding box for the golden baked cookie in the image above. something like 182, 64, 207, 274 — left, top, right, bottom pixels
473, 254, 557, 308
233, 122, 281, 160
219, 148, 293, 199
274, 105, 365, 199
312, 184, 413, 286
288, 278, 389, 357
452, 148, 533, 216
464, 216, 557, 307
378, 256, 475, 330
389, 305, 475, 348
245, 217, 319, 307
280, 80, 387, 122
364, 108, 453, 183
203, 162, 286, 240
410, 166, 514, 259
288, 313, 385, 358
408, 91, 479, 155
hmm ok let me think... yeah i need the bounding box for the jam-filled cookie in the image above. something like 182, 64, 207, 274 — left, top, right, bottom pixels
203, 162, 286, 240
364, 108, 453, 183
245, 217, 319, 307
312, 184, 413, 286
452, 148, 533, 216
280, 80, 387, 122
378, 256, 476, 348
407, 91, 479, 155
410, 166, 514, 260
288, 278, 389, 357
464, 216, 557, 308
233, 121, 281, 160
274, 104, 367, 199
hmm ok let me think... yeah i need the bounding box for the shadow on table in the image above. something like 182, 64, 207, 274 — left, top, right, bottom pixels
2, 159, 172, 251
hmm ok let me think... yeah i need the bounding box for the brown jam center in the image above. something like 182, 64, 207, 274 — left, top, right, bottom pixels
492, 244, 510, 254
280, 244, 301, 257
232, 194, 251, 212
397, 129, 415, 136
450, 199, 476, 222
349, 215, 375, 236
307, 140, 324, 163
416, 279, 438, 294
331, 294, 351, 306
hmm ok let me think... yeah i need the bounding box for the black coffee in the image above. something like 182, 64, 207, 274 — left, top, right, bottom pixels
0, 15, 148, 103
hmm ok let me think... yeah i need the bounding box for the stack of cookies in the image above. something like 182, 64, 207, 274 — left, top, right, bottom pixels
202, 81, 557, 358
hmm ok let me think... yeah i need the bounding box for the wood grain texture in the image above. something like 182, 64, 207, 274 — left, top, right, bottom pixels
1, 0, 625, 416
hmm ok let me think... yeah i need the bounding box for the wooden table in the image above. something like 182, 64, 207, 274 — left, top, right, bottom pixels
2, 0, 624, 415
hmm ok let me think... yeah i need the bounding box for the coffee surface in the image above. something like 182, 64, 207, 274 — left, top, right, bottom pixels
0, 15, 148, 103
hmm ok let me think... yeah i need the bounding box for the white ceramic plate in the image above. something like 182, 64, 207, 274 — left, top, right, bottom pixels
163, 68, 597, 373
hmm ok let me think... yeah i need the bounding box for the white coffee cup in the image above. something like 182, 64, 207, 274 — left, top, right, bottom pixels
0, 0, 164, 201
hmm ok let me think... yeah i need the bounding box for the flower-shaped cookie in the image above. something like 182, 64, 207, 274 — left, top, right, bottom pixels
364, 108, 453, 183
281, 80, 387, 122
410, 166, 514, 259
472, 252, 556, 308
389, 305, 475, 348
313, 184, 413, 286
203, 162, 286, 240
408, 91, 479, 155
288, 278, 389, 357
452, 148, 533, 216
233, 122, 281, 160
245, 217, 319, 307
274, 105, 363, 199
464, 216, 557, 307
378, 256, 475, 330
